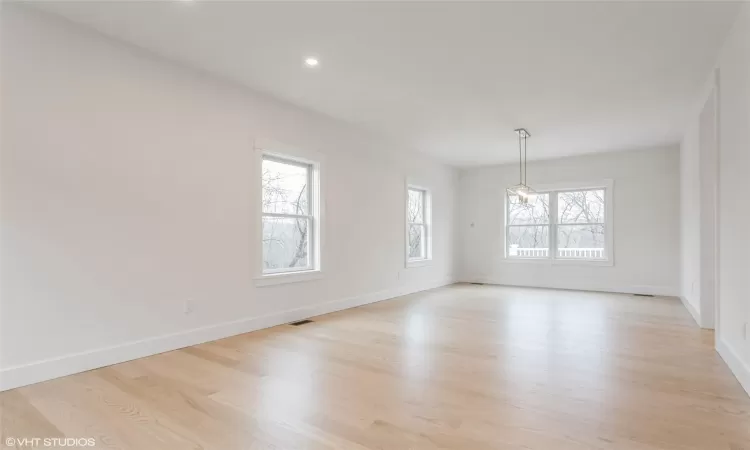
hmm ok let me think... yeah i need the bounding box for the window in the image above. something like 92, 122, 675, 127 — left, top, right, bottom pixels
261, 154, 318, 275
556, 189, 606, 259
506, 181, 612, 263
506, 192, 550, 257
406, 186, 431, 265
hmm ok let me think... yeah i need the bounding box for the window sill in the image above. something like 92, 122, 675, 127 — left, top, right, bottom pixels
254, 270, 323, 287
503, 257, 613, 267
406, 259, 432, 268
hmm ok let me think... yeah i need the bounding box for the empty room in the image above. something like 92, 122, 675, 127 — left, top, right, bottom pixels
1, 1, 749, 449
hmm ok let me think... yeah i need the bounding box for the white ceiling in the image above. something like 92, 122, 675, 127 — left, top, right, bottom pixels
33, 1, 741, 166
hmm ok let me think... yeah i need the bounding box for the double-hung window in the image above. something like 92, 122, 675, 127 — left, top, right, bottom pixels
506, 181, 613, 263
261, 154, 318, 275
556, 189, 607, 260
506, 192, 551, 258
406, 186, 431, 265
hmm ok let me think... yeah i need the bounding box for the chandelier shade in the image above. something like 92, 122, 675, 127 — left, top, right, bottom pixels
507, 183, 538, 202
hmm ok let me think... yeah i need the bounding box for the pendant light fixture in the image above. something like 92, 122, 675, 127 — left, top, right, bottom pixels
506, 128, 537, 204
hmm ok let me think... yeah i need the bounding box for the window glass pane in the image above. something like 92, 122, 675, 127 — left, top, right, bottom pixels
408, 224, 425, 259
557, 224, 605, 259
408, 189, 424, 224
558, 189, 604, 224
262, 216, 310, 271
508, 225, 549, 257
262, 158, 309, 215
507, 193, 550, 225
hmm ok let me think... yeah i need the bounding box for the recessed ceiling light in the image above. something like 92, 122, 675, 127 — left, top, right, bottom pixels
304, 57, 319, 67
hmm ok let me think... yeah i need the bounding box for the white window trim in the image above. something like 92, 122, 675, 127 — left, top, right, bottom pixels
254, 270, 324, 287
503, 179, 614, 266
253, 139, 324, 286
405, 181, 432, 268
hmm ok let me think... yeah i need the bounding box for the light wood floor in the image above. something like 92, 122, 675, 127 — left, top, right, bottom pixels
2, 284, 749, 449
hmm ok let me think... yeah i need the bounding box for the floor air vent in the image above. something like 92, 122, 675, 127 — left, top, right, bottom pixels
290, 319, 314, 326
470, 282, 485, 285
633, 294, 655, 297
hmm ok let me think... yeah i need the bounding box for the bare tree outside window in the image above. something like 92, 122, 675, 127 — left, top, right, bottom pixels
507, 193, 550, 257
261, 157, 313, 273
407, 188, 429, 260
557, 189, 605, 258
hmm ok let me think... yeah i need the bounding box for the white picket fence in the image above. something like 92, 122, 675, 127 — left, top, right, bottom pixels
509, 246, 604, 259
557, 248, 604, 259
512, 248, 550, 257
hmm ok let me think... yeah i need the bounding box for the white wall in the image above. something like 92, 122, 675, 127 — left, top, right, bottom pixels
698, 89, 718, 330
714, 3, 750, 394
457, 147, 681, 296
680, 115, 702, 321
0, 7, 457, 390
679, 83, 718, 329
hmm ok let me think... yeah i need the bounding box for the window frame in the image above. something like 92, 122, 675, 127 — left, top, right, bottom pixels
405, 183, 432, 267
261, 155, 314, 275
254, 139, 323, 286
504, 179, 614, 266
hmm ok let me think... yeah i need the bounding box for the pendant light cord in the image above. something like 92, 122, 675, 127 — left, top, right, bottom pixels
518, 132, 523, 185
514, 128, 531, 187
523, 133, 527, 186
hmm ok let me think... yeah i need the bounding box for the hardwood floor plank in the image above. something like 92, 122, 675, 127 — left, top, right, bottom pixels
0, 391, 64, 444
2, 285, 749, 449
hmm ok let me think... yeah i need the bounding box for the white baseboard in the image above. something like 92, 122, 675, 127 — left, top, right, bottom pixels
716, 338, 750, 397
464, 278, 678, 297
679, 295, 702, 327
0, 277, 455, 392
